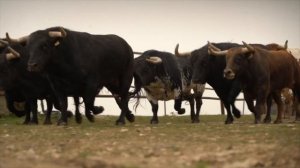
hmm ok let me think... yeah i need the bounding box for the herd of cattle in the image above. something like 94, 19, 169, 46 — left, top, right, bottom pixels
0, 26, 299, 125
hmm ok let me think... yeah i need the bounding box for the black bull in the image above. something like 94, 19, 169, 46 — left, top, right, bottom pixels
25, 27, 134, 125
130, 50, 205, 124
176, 43, 242, 124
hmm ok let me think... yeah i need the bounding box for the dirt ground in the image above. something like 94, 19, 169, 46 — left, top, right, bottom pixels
0, 114, 299, 168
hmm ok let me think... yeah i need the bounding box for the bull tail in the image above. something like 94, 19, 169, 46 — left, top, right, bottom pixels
129, 74, 143, 111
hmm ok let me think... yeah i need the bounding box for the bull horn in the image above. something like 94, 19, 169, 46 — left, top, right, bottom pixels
284, 40, 288, 49
0, 39, 9, 47
242, 41, 254, 52
6, 53, 17, 60
207, 41, 221, 51
49, 27, 67, 38
6, 47, 20, 60
5, 32, 28, 44
208, 46, 228, 56
174, 44, 191, 57
146, 56, 162, 64
7, 47, 20, 57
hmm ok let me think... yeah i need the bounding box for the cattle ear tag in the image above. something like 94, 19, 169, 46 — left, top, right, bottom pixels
54, 41, 60, 46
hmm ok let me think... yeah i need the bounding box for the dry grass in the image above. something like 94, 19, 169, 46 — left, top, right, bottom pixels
0, 114, 299, 168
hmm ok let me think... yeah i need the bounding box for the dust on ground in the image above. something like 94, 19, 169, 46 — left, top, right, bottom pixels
0, 115, 299, 168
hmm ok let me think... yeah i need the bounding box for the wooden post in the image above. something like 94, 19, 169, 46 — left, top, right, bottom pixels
164, 101, 167, 116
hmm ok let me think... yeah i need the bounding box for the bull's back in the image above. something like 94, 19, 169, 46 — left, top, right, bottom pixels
67, 31, 133, 79
266, 50, 299, 89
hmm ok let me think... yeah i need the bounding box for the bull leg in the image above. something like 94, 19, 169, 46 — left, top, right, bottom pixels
45, 75, 68, 125
228, 81, 242, 118
186, 94, 196, 123
264, 95, 273, 123
29, 99, 38, 125
193, 85, 205, 123
115, 95, 135, 125
194, 95, 203, 123
273, 91, 284, 124
73, 96, 82, 124
23, 103, 31, 125
173, 88, 185, 114
113, 95, 135, 123
244, 91, 257, 123
150, 101, 159, 124
43, 98, 53, 125
57, 96, 68, 125
294, 92, 300, 122
223, 101, 234, 124
255, 96, 268, 124
82, 96, 95, 123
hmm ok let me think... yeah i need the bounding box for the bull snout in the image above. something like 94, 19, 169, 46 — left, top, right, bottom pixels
223, 69, 235, 80
27, 62, 39, 72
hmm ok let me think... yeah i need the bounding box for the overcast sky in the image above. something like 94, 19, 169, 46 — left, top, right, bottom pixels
0, 0, 299, 116
1, 0, 299, 52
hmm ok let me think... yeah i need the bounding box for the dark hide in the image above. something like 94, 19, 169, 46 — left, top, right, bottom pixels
4, 89, 29, 117
0, 44, 54, 124
191, 43, 242, 124
175, 55, 204, 123
26, 27, 134, 125
131, 50, 185, 124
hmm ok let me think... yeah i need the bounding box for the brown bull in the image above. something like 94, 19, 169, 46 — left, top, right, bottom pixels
209, 42, 300, 124
281, 88, 294, 118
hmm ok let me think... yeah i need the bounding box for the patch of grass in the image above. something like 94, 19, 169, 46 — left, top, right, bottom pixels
0, 114, 299, 168
194, 160, 209, 168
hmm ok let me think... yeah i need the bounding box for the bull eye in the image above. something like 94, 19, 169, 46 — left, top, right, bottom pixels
234, 56, 242, 63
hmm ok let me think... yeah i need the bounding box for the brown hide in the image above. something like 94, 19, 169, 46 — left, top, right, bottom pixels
281, 88, 294, 118
224, 46, 300, 123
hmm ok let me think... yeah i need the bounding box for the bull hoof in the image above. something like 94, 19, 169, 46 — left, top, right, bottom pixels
116, 120, 125, 126
126, 113, 135, 123
232, 109, 241, 118
43, 120, 52, 125
225, 120, 233, 124
92, 106, 104, 115
263, 118, 271, 124
177, 108, 185, 115
274, 120, 282, 124
23, 120, 30, 125
150, 119, 159, 124
57, 121, 68, 126
191, 118, 200, 123
254, 120, 261, 124
30, 119, 39, 125
66, 111, 73, 118
75, 114, 82, 124
86, 114, 95, 123
57, 120, 67, 126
